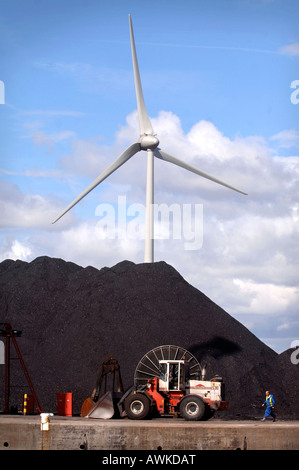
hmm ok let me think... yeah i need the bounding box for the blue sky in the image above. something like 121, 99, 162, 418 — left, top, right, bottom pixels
1, 0, 298, 354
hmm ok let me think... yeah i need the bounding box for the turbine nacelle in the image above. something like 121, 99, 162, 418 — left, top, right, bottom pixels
139, 134, 159, 151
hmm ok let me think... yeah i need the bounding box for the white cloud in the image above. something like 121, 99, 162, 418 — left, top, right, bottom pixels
58, 138, 113, 178
279, 42, 299, 56
270, 129, 299, 148
22, 128, 75, 150
52, 111, 287, 203
277, 323, 290, 331
0, 179, 75, 228
232, 278, 298, 315
31, 130, 75, 147
0, 239, 32, 261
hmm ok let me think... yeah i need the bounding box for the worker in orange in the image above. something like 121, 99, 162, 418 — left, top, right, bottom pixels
261, 390, 277, 422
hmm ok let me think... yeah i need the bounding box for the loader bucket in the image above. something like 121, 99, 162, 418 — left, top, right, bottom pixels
80, 397, 95, 417
84, 391, 115, 419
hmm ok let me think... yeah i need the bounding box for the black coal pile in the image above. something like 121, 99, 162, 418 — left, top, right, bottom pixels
0, 256, 298, 419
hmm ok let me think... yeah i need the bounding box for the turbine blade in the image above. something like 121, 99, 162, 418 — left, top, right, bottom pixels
53, 142, 141, 224
129, 14, 153, 136
154, 148, 248, 195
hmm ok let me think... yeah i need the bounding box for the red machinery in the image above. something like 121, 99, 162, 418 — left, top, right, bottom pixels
86, 345, 227, 421
0, 323, 43, 414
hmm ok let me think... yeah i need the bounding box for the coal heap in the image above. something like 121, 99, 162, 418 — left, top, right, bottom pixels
0, 256, 298, 419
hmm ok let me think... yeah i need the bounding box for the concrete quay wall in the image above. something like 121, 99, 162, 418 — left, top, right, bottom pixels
0, 416, 299, 451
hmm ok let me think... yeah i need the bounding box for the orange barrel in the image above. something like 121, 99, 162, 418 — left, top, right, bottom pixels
57, 392, 73, 416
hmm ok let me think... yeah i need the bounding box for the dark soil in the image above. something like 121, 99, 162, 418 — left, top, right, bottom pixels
0, 256, 298, 419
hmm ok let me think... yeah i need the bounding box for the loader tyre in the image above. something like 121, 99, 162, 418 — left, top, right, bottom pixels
180, 395, 206, 421
125, 393, 151, 420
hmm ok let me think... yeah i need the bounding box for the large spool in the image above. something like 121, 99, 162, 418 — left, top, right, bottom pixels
134, 345, 202, 387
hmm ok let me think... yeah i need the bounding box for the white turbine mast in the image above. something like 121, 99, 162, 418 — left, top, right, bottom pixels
53, 14, 247, 263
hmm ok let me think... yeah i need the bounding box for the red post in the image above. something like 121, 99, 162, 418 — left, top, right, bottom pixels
57, 393, 73, 416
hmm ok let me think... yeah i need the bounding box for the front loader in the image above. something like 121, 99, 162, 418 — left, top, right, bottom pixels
83, 345, 228, 421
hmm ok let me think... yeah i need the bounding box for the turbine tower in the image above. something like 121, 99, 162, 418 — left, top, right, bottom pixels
53, 15, 247, 263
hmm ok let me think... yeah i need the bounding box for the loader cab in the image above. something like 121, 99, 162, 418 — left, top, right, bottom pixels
158, 360, 185, 392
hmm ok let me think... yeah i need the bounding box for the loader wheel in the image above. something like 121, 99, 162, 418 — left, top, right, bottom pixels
180, 396, 206, 421
125, 393, 151, 420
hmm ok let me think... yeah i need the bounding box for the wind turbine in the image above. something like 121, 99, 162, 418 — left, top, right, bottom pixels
53, 15, 247, 263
